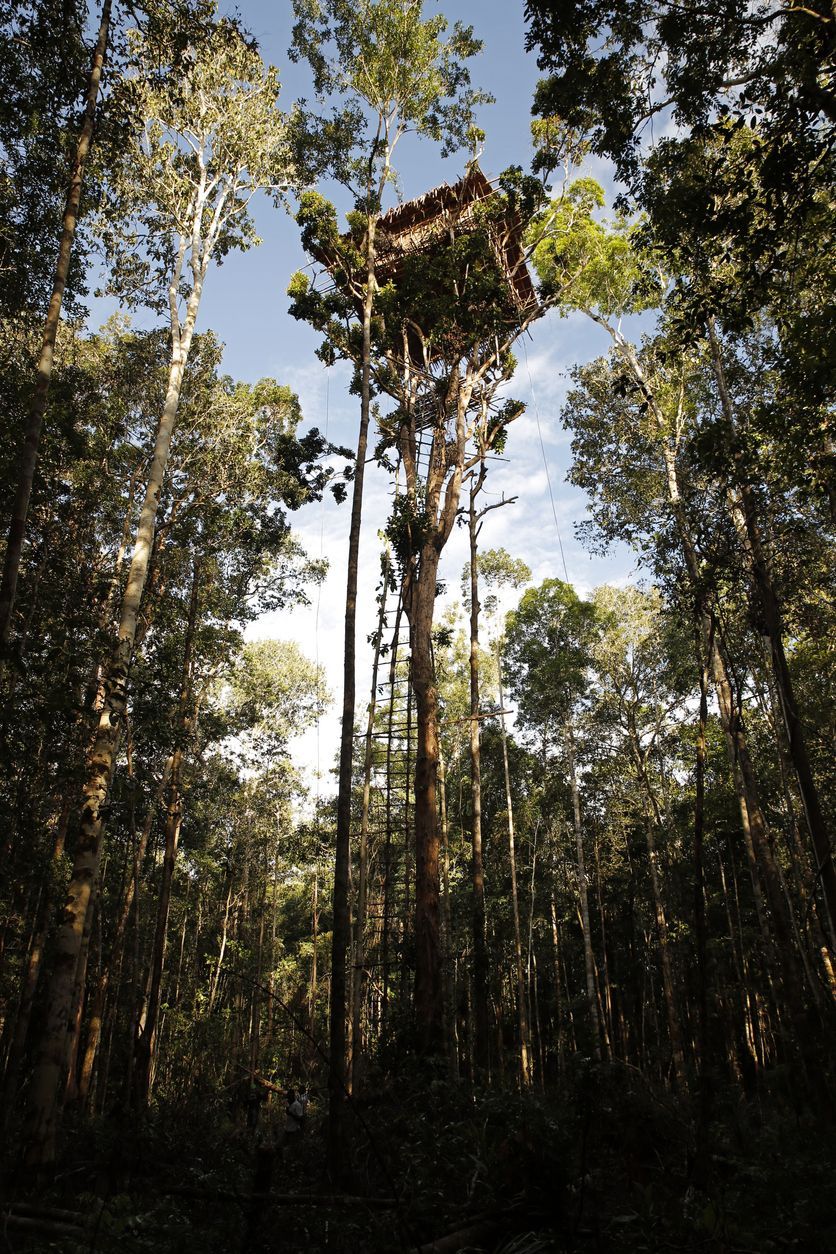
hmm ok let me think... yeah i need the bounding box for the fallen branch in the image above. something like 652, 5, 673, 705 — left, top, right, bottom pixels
4, 1201, 88, 1223
1, 1211, 87, 1238
417, 1217, 501, 1253
158, 1183, 396, 1209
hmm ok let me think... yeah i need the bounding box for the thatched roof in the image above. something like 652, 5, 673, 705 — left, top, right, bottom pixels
376, 165, 493, 243
315, 165, 538, 320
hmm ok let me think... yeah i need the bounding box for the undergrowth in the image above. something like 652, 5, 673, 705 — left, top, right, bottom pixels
2, 1063, 834, 1252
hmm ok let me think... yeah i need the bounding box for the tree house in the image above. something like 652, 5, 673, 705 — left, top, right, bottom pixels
372, 165, 537, 315
313, 165, 540, 379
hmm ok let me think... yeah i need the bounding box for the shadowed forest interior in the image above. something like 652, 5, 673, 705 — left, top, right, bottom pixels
0, 0, 834, 1250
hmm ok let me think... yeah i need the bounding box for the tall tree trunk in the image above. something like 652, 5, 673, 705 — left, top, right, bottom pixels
762, 647, 836, 967
467, 489, 490, 1078
64, 886, 96, 1105
497, 644, 532, 1085
266, 838, 279, 1046
692, 635, 712, 1184
0, 0, 112, 648
527, 826, 545, 1086
592, 828, 615, 1054
565, 720, 601, 1061
310, 866, 319, 1034
549, 892, 565, 1076
329, 212, 377, 1175
380, 595, 403, 1039
409, 545, 444, 1054
209, 877, 233, 1016
402, 656, 414, 999
131, 781, 182, 1108
643, 812, 687, 1086
720, 844, 764, 1077
438, 738, 457, 1075
350, 551, 389, 1093
23, 262, 205, 1168
400, 370, 471, 1056
250, 865, 267, 1079
627, 726, 688, 1089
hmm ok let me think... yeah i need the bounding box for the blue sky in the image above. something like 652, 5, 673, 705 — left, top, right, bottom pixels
197, 0, 587, 380
98, 1, 643, 784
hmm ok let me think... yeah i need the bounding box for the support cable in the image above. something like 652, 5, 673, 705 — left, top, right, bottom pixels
522, 338, 570, 584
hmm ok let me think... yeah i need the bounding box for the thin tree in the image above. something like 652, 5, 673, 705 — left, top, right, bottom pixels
350, 546, 392, 1092
463, 466, 492, 1078
496, 641, 534, 1084
131, 558, 201, 1107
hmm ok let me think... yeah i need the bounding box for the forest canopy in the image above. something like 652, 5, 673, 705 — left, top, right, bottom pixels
0, 1, 834, 1251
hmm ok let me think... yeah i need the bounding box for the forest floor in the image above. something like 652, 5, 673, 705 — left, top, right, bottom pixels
2, 1061, 835, 1252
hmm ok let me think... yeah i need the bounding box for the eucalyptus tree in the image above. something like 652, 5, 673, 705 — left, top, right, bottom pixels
288, 0, 488, 1143
0, 321, 182, 1113
22, 13, 302, 1166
